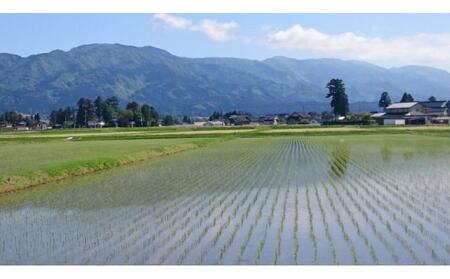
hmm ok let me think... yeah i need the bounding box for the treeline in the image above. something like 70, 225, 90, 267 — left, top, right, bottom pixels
0, 111, 41, 127
50, 96, 159, 128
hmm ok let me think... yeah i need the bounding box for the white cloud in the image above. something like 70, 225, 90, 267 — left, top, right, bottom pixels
153, 13, 192, 30
266, 24, 450, 70
196, 19, 239, 42
153, 14, 238, 42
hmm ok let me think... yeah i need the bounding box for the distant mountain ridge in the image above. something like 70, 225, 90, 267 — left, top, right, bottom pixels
1, 43, 450, 115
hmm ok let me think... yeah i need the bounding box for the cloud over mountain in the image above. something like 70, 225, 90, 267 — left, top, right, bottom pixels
153, 14, 238, 42
266, 24, 450, 70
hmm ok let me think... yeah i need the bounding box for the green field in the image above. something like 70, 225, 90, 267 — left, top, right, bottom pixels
0, 126, 450, 264
1, 125, 450, 194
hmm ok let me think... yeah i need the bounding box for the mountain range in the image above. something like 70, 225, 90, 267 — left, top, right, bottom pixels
1, 43, 450, 115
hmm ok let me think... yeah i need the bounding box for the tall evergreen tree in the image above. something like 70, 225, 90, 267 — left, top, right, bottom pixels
326, 78, 349, 119
76, 98, 95, 127
103, 96, 120, 126
378, 91, 392, 111
126, 101, 142, 126
141, 104, 158, 127
400, 92, 414, 102
94, 96, 105, 120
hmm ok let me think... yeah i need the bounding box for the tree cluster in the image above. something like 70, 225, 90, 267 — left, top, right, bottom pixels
0, 111, 41, 127
50, 96, 159, 128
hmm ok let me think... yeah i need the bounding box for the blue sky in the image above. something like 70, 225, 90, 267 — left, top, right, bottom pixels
2, 14, 450, 69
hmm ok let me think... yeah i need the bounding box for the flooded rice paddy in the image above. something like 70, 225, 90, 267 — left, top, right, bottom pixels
0, 135, 449, 264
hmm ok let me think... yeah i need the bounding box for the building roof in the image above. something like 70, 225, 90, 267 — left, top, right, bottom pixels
377, 110, 426, 119
371, 112, 386, 118
207, 121, 224, 125
229, 115, 251, 122
386, 102, 418, 109
289, 112, 311, 119
419, 101, 448, 108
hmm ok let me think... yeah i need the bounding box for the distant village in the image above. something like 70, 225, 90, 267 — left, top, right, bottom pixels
1, 79, 450, 131
2, 100, 449, 132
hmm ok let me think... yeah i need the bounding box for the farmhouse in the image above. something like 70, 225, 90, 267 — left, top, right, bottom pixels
286, 112, 312, 124
373, 100, 450, 125
258, 115, 279, 125
87, 120, 105, 128
372, 102, 428, 125
228, 115, 251, 125
35, 120, 50, 130
419, 101, 450, 124
204, 120, 225, 127
15, 121, 30, 131
193, 121, 207, 126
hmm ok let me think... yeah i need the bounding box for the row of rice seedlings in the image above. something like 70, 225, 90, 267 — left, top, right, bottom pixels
271, 139, 298, 264
306, 139, 382, 264
0, 142, 253, 264
140, 150, 257, 253
0, 207, 108, 263
328, 176, 401, 264
234, 173, 277, 264
61, 160, 210, 264
355, 150, 450, 235
275, 138, 307, 264
60, 144, 257, 263
368, 148, 450, 213
311, 178, 338, 264
373, 159, 450, 238
378, 155, 450, 214
219, 159, 279, 264
158, 142, 282, 260
312, 141, 432, 260
299, 139, 342, 264
173, 149, 275, 265
144, 147, 263, 264
304, 179, 318, 264
405, 166, 450, 216
293, 173, 300, 264
310, 140, 400, 264
341, 153, 449, 263
49, 156, 206, 263
349, 173, 448, 263
253, 150, 290, 264
325, 151, 424, 264
290, 138, 320, 264
69, 175, 190, 263
197, 140, 284, 264
212, 139, 293, 264
309, 142, 380, 264
0, 139, 283, 263
360, 151, 450, 244
360, 150, 450, 235
273, 173, 291, 264
156, 150, 266, 264
320, 142, 448, 263
228, 141, 290, 264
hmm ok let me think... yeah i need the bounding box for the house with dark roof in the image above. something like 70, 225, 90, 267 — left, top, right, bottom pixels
287, 112, 312, 124
419, 101, 450, 123
228, 115, 251, 126
258, 115, 279, 125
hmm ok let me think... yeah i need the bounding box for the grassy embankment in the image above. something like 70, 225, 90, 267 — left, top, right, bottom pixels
0, 136, 221, 195
1, 124, 450, 194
